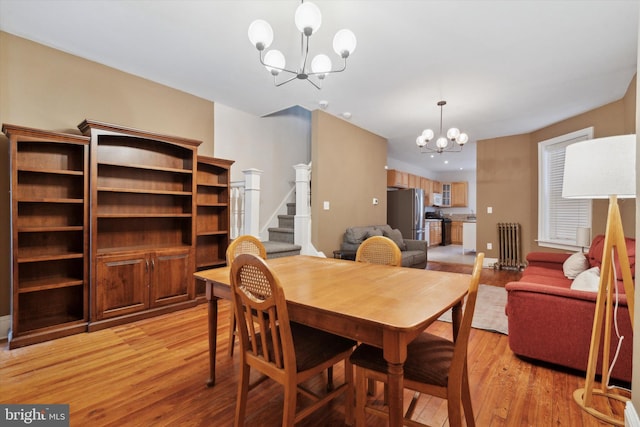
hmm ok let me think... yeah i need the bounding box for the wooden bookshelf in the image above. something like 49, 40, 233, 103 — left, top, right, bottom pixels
4, 124, 90, 349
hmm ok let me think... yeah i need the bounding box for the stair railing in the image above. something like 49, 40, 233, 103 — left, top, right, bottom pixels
230, 181, 245, 239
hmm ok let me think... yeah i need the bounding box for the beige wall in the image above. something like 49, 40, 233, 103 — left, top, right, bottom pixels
311, 111, 388, 256
0, 32, 215, 316
477, 76, 637, 259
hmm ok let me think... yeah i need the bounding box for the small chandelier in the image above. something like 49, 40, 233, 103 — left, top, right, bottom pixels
416, 101, 469, 154
247, 1, 357, 90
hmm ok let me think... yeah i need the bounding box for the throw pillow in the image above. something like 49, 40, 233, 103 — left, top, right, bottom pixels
570, 266, 601, 292
383, 228, 407, 251
366, 229, 383, 238
563, 252, 590, 279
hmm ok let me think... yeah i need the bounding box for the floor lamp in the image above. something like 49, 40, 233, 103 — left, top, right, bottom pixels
562, 134, 636, 426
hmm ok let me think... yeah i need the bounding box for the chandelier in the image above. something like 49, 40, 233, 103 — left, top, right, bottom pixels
247, 1, 357, 90
416, 101, 469, 154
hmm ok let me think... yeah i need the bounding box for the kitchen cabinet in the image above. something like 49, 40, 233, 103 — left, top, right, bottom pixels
441, 181, 468, 207
420, 177, 432, 207
451, 182, 468, 207
408, 173, 420, 189
428, 221, 442, 246
386, 169, 408, 188
451, 221, 463, 244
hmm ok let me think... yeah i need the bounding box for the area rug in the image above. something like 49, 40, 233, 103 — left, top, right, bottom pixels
437, 284, 508, 335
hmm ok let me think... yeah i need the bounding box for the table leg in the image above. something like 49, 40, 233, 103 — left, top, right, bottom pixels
386, 362, 404, 427
207, 293, 219, 387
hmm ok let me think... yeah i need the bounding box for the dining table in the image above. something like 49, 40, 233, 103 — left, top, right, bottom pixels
194, 255, 471, 427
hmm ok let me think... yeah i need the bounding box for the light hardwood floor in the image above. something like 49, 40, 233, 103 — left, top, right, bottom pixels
0, 262, 628, 426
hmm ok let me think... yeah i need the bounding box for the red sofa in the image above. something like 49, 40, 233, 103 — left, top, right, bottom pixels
505, 234, 634, 382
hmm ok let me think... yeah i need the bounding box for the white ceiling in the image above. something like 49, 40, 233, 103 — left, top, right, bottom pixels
1, 0, 638, 172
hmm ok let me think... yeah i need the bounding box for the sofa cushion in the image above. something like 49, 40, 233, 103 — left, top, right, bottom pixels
588, 234, 636, 280
522, 265, 567, 281
383, 228, 407, 251
344, 226, 374, 245
563, 252, 589, 279
366, 229, 383, 238
570, 267, 600, 292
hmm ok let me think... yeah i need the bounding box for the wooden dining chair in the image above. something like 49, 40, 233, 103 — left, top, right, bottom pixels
230, 254, 356, 426
350, 253, 485, 427
226, 235, 267, 356
355, 235, 402, 267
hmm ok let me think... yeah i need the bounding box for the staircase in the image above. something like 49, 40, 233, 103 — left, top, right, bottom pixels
262, 202, 302, 258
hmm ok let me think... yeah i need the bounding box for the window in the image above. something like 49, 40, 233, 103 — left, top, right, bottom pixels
538, 127, 593, 249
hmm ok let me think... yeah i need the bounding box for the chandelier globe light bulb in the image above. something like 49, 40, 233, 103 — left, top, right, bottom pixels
248, 20, 273, 50
421, 128, 434, 141
333, 29, 357, 58
295, 2, 322, 36
311, 54, 332, 78
447, 127, 460, 140
264, 50, 286, 75
436, 137, 449, 149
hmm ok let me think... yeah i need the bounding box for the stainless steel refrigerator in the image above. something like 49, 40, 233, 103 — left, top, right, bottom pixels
387, 188, 425, 240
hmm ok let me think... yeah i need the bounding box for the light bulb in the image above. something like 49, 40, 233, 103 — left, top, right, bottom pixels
333, 29, 357, 58
458, 133, 469, 145
416, 135, 427, 147
248, 20, 273, 50
436, 137, 448, 149
421, 129, 434, 141
447, 127, 460, 140
311, 54, 332, 78
264, 50, 285, 75
295, 2, 322, 36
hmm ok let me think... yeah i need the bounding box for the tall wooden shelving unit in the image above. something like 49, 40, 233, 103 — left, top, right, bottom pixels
79, 120, 202, 330
194, 155, 234, 299
5, 120, 233, 346
4, 124, 90, 349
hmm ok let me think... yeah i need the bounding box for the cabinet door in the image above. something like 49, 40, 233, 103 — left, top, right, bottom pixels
150, 248, 192, 307
95, 253, 149, 320
451, 182, 468, 207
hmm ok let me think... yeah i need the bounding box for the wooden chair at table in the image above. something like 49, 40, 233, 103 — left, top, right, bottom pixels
350, 253, 485, 427
226, 235, 267, 356
355, 235, 402, 267
355, 234, 403, 397
230, 254, 356, 427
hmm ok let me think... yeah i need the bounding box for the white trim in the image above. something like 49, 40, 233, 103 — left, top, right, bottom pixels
537, 127, 593, 245
483, 257, 498, 268
626, 402, 640, 427
0, 315, 10, 341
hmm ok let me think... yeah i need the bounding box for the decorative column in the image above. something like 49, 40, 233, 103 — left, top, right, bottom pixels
293, 164, 313, 255
242, 168, 262, 239
229, 182, 245, 239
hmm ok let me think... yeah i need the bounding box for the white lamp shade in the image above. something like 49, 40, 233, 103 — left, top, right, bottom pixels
458, 133, 469, 145
263, 50, 285, 75
416, 135, 426, 147
436, 137, 448, 149
562, 134, 636, 199
447, 127, 460, 140
576, 227, 591, 247
295, 2, 322, 35
333, 29, 357, 58
311, 54, 332, 75
248, 20, 273, 50
421, 129, 434, 141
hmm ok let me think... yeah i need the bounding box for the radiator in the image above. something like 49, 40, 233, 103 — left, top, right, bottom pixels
496, 223, 525, 270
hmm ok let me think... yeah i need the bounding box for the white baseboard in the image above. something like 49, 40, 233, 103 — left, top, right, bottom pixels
483, 257, 498, 268
0, 315, 10, 341
626, 402, 640, 427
